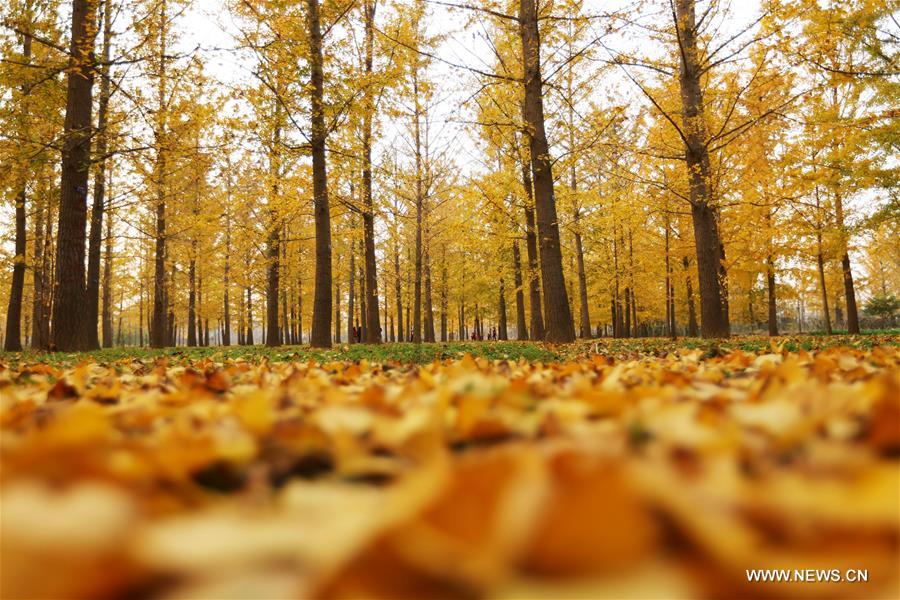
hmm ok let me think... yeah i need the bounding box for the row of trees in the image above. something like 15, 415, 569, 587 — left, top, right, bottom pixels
1, 0, 896, 351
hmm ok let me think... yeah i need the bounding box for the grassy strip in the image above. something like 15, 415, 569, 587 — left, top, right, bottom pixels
2, 332, 897, 367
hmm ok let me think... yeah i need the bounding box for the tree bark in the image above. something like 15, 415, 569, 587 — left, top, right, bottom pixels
101, 175, 114, 347
10, 1, 35, 351
423, 228, 435, 342
816, 244, 832, 335
266, 119, 282, 347
362, 0, 381, 343
498, 277, 508, 340
393, 241, 402, 342
347, 242, 356, 342
518, 0, 574, 343
52, 0, 98, 351
222, 165, 232, 346
5, 190, 26, 351
512, 240, 528, 340
683, 256, 698, 337
85, 0, 113, 350
521, 165, 544, 340
766, 253, 778, 336
440, 244, 448, 342
307, 0, 332, 347
31, 189, 48, 349
412, 69, 424, 344
574, 215, 590, 338
334, 277, 341, 343
150, 0, 168, 348
675, 0, 729, 338
833, 192, 859, 334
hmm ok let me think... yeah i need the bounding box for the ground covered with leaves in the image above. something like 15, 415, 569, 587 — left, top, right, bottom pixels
1, 336, 898, 599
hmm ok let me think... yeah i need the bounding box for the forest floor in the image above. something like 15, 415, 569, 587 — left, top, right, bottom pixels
1, 334, 898, 599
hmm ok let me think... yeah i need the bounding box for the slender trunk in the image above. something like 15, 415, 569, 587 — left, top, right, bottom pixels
138, 255, 144, 346
101, 178, 113, 347
423, 230, 435, 342
833, 192, 859, 334
624, 287, 631, 338
613, 233, 621, 337
413, 71, 424, 344
52, 0, 98, 351
246, 286, 254, 345
334, 277, 341, 343
85, 0, 113, 350
5, 188, 26, 351
222, 160, 232, 345
362, 0, 380, 343
664, 216, 674, 338
358, 250, 367, 341
816, 235, 832, 335
675, 0, 728, 338
521, 166, 544, 339
766, 253, 778, 336
266, 119, 282, 347
150, 0, 168, 348
498, 277, 508, 340
307, 0, 332, 347
348, 241, 356, 342
440, 245, 448, 342
31, 191, 46, 349
394, 242, 403, 342
280, 224, 288, 344
683, 255, 698, 336
187, 254, 196, 346
512, 240, 528, 340
574, 220, 590, 338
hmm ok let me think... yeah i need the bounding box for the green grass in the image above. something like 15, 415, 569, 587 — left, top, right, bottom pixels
2, 332, 897, 368
0, 341, 565, 367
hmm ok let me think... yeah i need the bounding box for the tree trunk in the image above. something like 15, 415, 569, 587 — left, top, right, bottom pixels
101, 176, 114, 347
423, 232, 435, 342
412, 70, 424, 344
307, 0, 332, 347
5, 189, 26, 351
187, 252, 197, 346
440, 245, 448, 342
150, 0, 168, 348
498, 278, 508, 340
85, 0, 113, 350
222, 159, 232, 346
280, 224, 288, 344
675, 0, 729, 339
833, 192, 859, 334
624, 287, 631, 338
574, 222, 590, 338
31, 190, 47, 349
518, 0, 573, 343
682, 256, 698, 337
358, 253, 367, 341
521, 167, 544, 340
52, 0, 98, 351
766, 253, 778, 336
334, 277, 341, 343
362, 0, 380, 343
347, 240, 356, 342
266, 120, 282, 347
246, 287, 254, 345
512, 240, 528, 340
816, 245, 832, 335
19, 2, 38, 352
394, 242, 403, 342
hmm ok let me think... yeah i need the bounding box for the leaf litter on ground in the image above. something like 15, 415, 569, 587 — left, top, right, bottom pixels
1, 335, 898, 599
